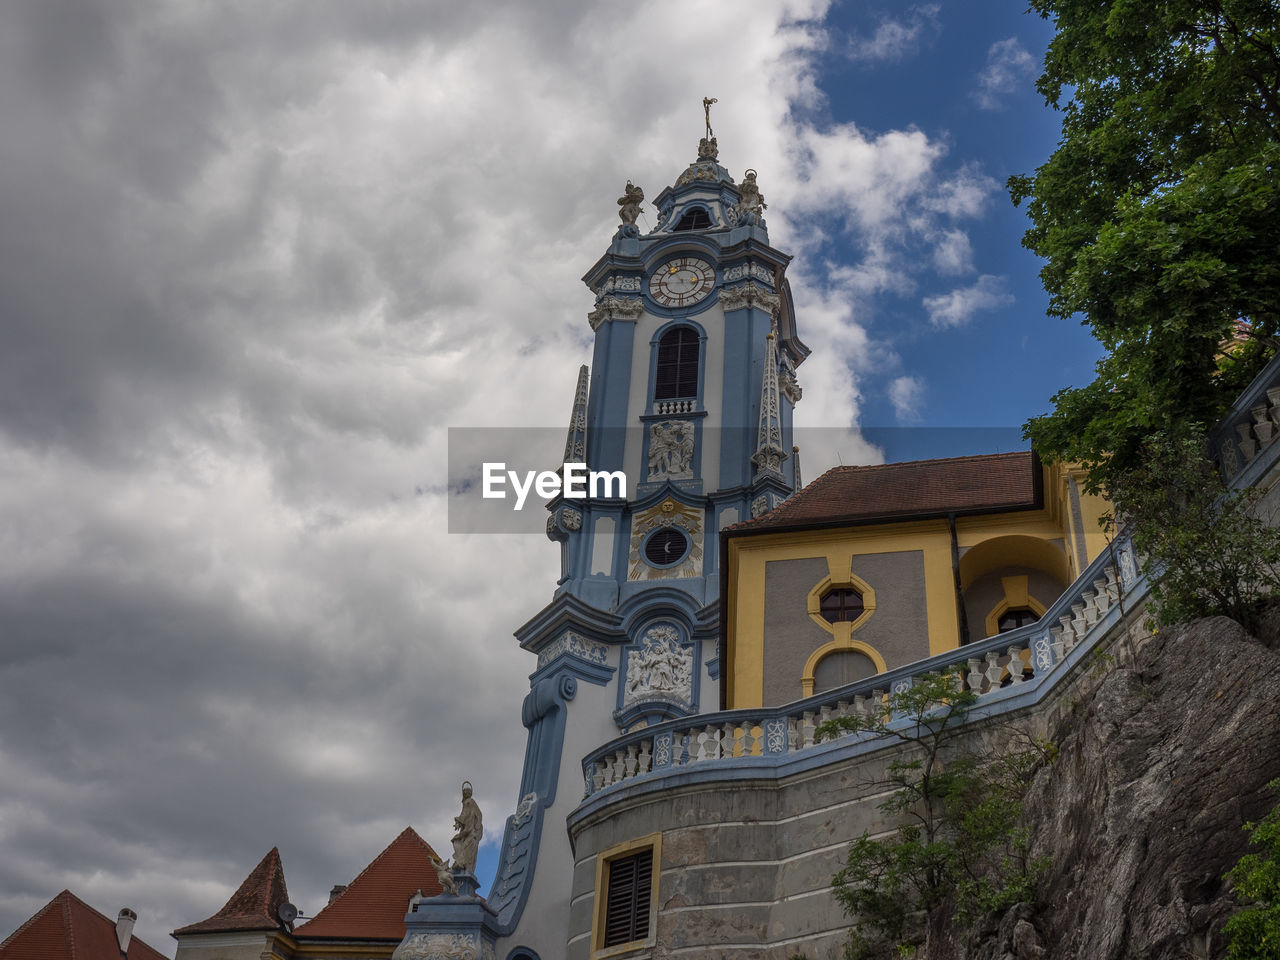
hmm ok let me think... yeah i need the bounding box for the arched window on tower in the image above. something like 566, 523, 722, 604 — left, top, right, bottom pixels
673, 207, 712, 231
654, 327, 699, 401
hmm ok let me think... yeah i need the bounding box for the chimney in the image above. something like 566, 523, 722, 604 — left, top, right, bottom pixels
115, 908, 137, 954
328, 884, 347, 904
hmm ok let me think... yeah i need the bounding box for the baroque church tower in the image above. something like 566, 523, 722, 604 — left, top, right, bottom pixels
398, 114, 811, 960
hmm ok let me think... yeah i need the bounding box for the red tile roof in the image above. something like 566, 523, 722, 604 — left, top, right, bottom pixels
0, 890, 168, 960
173, 846, 290, 935
729, 451, 1039, 533
292, 827, 444, 942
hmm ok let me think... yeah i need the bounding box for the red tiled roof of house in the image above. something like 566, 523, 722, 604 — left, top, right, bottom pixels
292, 827, 444, 941
0, 890, 168, 960
728, 451, 1039, 533
173, 846, 290, 935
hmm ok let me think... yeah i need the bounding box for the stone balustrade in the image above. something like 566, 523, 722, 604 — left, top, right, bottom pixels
654, 398, 696, 416
582, 537, 1142, 800
1212, 353, 1280, 483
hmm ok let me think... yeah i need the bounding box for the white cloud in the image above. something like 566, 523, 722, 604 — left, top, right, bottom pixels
975, 37, 1037, 110
847, 5, 940, 63
923, 274, 1014, 328
932, 229, 974, 275
888, 375, 925, 422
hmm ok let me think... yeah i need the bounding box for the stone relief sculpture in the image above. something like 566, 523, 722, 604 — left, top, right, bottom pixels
647, 420, 695, 480
624, 625, 693, 706
617, 181, 644, 225
393, 932, 493, 960
450, 782, 482, 874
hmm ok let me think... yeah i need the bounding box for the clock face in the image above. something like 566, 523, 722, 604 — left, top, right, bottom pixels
649, 256, 715, 308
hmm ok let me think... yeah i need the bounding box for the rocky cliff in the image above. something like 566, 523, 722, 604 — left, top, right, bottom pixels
926, 611, 1280, 960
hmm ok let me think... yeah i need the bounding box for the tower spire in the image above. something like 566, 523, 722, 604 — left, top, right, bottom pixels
562, 364, 589, 465
751, 331, 787, 480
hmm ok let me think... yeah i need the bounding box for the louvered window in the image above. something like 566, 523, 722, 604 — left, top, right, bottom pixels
602, 849, 653, 948
654, 327, 698, 400
673, 207, 711, 231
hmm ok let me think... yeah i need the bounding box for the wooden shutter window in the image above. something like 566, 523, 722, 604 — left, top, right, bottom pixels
602, 849, 653, 948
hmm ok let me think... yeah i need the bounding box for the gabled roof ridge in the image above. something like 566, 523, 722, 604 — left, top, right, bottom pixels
173, 846, 288, 935
0, 890, 73, 955
1, 889, 168, 960
821, 449, 1031, 473
308, 827, 428, 913
291, 826, 444, 941
726, 449, 1036, 533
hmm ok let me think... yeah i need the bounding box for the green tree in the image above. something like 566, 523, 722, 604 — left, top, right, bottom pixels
1225, 781, 1280, 959
1110, 426, 1280, 631
1012, 0, 1280, 490
817, 673, 1046, 958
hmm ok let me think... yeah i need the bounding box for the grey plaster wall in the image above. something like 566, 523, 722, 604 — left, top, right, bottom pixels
962, 566, 1066, 645
761, 551, 929, 707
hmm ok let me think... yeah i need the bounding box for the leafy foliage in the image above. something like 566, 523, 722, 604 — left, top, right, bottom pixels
1109, 427, 1280, 630
817, 673, 1049, 958
1226, 781, 1280, 959
1012, 0, 1280, 489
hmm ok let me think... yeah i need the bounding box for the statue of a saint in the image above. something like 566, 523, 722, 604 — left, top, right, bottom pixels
739, 169, 767, 220
617, 181, 644, 225
451, 781, 483, 873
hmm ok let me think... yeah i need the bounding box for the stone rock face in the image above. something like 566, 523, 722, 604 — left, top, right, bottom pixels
927, 614, 1280, 960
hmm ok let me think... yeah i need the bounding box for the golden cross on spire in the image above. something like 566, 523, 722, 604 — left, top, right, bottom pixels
703, 97, 718, 139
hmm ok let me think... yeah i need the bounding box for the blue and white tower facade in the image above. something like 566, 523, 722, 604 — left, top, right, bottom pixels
396, 130, 809, 960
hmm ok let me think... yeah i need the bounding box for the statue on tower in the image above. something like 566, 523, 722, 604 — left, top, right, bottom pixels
617, 181, 644, 225
699, 97, 719, 161
738, 168, 767, 223
450, 781, 483, 874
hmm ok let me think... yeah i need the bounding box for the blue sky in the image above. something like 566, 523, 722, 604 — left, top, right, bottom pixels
804, 1, 1099, 455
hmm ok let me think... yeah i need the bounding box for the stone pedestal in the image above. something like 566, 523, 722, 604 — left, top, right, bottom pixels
392, 873, 497, 960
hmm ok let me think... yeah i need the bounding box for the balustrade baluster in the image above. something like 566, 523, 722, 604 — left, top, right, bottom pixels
966, 658, 983, 693
787, 716, 802, 752
1071, 602, 1087, 639
722, 722, 738, 758
801, 710, 816, 747
638, 740, 651, 774
1007, 646, 1025, 684
984, 651, 1002, 691
1092, 578, 1110, 617
1104, 567, 1120, 604
1050, 626, 1066, 663
1237, 422, 1258, 460
624, 745, 637, 778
